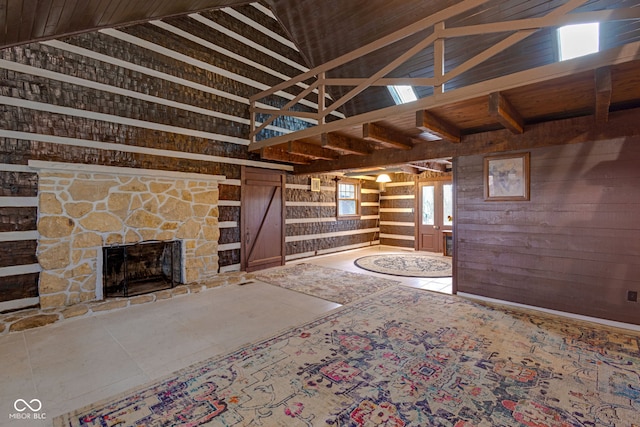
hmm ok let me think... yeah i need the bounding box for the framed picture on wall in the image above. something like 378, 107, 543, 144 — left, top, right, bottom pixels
484, 152, 530, 201
310, 178, 321, 192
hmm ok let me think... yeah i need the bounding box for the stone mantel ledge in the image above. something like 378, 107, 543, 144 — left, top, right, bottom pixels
28, 160, 226, 182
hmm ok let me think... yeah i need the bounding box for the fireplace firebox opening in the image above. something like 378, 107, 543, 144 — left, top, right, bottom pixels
103, 240, 182, 298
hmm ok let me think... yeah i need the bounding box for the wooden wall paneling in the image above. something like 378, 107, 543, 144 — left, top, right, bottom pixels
455, 136, 640, 325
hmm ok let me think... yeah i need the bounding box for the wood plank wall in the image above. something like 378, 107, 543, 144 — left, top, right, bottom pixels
0, 3, 353, 307
455, 137, 640, 325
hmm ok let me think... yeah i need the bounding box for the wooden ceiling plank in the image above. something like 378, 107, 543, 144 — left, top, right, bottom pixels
0, 1, 6, 40
489, 91, 524, 134
288, 140, 339, 160
57, 0, 79, 33
18, 0, 38, 41
444, 8, 640, 39
416, 110, 461, 143
321, 133, 372, 156
442, 28, 536, 86
5, 0, 23, 45
98, 0, 127, 27
595, 67, 612, 123
43, 0, 65, 36
261, 146, 311, 165
363, 123, 413, 150
295, 108, 640, 174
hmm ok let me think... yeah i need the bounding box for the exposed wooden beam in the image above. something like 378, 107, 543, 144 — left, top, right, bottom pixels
261, 146, 311, 165
363, 123, 413, 150
294, 108, 640, 174
595, 67, 612, 123
321, 133, 373, 156
489, 92, 524, 134
416, 110, 461, 143
323, 77, 436, 87
287, 140, 339, 160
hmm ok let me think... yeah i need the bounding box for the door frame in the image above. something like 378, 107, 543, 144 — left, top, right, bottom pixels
240, 166, 286, 272
415, 175, 453, 254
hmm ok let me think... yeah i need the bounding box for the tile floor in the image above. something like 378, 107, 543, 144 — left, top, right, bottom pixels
0, 246, 451, 427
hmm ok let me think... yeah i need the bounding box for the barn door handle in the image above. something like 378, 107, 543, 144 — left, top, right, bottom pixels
245, 232, 251, 244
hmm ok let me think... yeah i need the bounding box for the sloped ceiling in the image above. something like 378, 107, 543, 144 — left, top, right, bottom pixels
0, 0, 250, 49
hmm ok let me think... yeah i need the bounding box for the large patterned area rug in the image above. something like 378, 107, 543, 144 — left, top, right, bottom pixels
355, 253, 452, 277
55, 287, 640, 427
254, 263, 400, 304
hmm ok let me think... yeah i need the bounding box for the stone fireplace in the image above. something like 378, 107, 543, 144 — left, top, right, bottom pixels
103, 240, 182, 298
30, 161, 225, 309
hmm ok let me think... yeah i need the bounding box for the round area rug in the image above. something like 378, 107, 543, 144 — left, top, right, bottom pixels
354, 253, 452, 277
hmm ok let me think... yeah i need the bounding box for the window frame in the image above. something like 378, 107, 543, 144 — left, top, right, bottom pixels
336, 179, 361, 220
557, 22, 599, 61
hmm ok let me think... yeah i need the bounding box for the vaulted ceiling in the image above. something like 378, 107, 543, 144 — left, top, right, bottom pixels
0, 0, 249, 49
2, 0, 640, 175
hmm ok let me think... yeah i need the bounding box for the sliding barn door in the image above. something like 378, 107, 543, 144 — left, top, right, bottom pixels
241, 167, 285, 272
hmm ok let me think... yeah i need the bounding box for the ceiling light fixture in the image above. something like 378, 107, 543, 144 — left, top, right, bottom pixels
376, 173, 392, 191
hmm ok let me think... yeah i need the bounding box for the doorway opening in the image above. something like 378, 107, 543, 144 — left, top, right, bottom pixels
417, 180, 453, 255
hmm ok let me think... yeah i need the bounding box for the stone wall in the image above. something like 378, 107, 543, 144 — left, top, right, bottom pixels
33, 162, 224, 309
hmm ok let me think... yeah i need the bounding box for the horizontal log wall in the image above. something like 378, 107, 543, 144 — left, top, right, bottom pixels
285, 175, 380, 260
455, 137, 640, 325
0, 3, 329, 307
379, 174, 416, 249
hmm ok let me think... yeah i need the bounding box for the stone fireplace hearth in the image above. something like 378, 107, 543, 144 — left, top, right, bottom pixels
30, 161, 225, 309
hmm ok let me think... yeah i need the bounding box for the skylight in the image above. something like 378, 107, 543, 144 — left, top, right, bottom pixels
388, 85, 417, 104
558, 23, 599, 61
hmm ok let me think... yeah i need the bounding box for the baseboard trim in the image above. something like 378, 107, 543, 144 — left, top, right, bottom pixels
457, 292, 640, 332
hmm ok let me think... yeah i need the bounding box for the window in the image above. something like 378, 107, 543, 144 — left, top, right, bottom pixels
558, 23, 599, 61
337, 180, 360, 218
388, 85, 417, 104
443, 183, 453, 226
